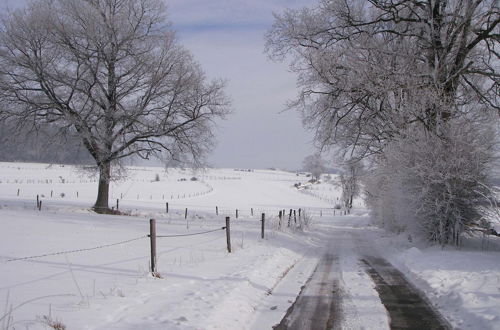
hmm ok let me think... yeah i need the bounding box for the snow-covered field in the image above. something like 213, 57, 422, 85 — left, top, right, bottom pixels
1, 162, 499, 329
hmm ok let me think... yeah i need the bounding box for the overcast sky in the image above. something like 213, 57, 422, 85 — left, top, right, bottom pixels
1, 0, 317, 171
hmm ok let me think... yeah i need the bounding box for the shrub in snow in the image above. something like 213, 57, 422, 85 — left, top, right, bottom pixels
38, 315, 66, 330
365, 119, 496, 245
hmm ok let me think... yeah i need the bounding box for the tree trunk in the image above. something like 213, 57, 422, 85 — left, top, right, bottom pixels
94, 161, 111, 213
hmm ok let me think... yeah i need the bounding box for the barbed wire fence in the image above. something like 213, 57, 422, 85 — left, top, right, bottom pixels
4, 202, 342, 275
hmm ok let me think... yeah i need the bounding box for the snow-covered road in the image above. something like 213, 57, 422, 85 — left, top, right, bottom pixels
254, 215, 454, 330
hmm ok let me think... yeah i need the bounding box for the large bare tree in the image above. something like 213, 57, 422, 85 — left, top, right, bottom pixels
0, 0, 230, 212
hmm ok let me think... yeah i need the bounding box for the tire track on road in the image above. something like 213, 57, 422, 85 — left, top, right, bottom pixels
274, 253, 342, 330
361, 256, 451, 330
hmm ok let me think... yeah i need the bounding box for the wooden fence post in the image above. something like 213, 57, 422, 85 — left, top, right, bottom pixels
36, 195, 39, 209
38, 200, 42, 211
51, 190, 53, 198
225, 217, 231, 253
236, 209, 238, 219
149, 219, 157, 274
288, 209, 292, 227
166, 202, 169, 213
294, 210, 297, 224
251, 208, 254, 216
116, 199, 119, 210
17, 188, 20, 196
185, 208, 188, 219
278, 210, 282, 230
261, 213, 265, 239
216, 206, 218, 215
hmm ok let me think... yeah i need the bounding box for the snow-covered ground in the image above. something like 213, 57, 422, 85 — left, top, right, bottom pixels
1, 162, 499, 329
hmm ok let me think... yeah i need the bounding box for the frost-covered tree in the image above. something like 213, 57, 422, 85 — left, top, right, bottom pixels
303, 154, 326, 181
266, 0, 499, 156
0, 0, 230, 213
267, 0, 499, 244
339, 159, 363, 210
364, 116, 496, 244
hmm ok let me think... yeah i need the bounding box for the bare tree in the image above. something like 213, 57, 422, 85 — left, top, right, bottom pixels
0, 0, 230, 212
303, 153, 326, 181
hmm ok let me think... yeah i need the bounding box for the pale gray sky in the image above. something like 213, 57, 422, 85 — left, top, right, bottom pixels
1, 0, 317, 170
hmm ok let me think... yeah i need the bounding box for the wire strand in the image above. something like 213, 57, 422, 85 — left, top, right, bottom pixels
5, 235, 147, 262
154, 227, 225, 238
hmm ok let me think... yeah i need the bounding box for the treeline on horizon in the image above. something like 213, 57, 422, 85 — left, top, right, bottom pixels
0, 121, 93, 165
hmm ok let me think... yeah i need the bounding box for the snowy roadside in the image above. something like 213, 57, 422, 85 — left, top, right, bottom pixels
378, 233, 500, 330
0, 205, 318, 330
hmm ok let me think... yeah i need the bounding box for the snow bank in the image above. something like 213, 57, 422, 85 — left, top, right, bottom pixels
384, 239, 500, 329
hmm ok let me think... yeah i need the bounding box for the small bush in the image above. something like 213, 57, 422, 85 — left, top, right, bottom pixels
39, 315, 66, 330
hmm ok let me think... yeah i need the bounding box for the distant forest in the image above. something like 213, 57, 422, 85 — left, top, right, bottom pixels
0, 121, 93, 164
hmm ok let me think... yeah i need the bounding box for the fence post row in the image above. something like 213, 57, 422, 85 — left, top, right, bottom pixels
149, 219, 157, 274
225, 217, 231, 253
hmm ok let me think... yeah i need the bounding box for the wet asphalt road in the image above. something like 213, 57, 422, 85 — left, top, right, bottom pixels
362, 256, 451, 330
274, 253, 450, 330
274, 254, 342, 330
